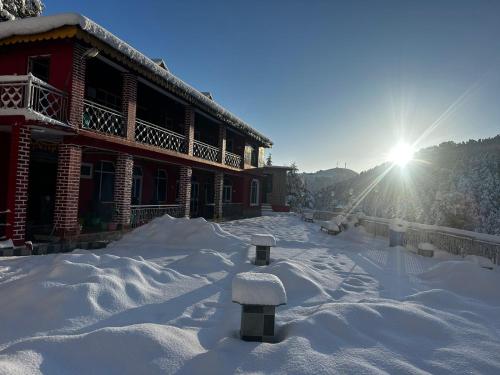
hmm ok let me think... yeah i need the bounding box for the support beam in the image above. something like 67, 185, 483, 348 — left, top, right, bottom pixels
69, 44, 87, 129
214, 171, 224, 221
54, 144, 82, 237
184, 105, 195, 156
113, 153, 133, 228
6, 125, 31, 246
179, 165, 192, 218
218, 124, 227, 165
122, 72, 137, 141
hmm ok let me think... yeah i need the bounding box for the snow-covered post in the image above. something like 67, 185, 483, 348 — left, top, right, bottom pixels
251, 234, 276, 266
232, 272, 287, 342
389, 218, 407, 247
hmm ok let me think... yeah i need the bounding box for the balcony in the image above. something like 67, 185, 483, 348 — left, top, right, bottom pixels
193, 139, 220, 163
225, 151, 242, 169
0, 74, 68, 124
82, 99, 125, 137
135, 118, 187, 153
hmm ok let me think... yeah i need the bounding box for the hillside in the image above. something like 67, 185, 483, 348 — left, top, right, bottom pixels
301, 168, 358, 193
315, 135, 500, 235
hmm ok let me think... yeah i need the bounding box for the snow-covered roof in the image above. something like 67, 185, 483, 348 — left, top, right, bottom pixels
0, 13, 272, 146
232, 272, 287, 306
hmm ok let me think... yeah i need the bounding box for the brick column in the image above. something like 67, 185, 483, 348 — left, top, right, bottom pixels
69, 44, 87, 128
214, 171, 224, 221
122, 72, 137, 140
54, 144, 82, 237
184, 105, 195, 155
218, 124, 227, 164
179, 166, 192, 217
6, 125, 31, 246
113, 154, 133, 228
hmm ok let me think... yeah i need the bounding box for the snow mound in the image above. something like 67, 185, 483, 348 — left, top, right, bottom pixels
109, 215, 241, 252
465, 255, 495, 269
170, 249, 235, 275
232, 272, 287, 306
419, 260, 500, 304
251, 234, 276, 247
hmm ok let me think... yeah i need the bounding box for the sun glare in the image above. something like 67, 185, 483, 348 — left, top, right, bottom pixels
388, 142, 415, 167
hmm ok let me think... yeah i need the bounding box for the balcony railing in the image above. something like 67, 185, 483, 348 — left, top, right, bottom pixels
0, 74, 68, 124
130, 204, 183, 228
225, 151, 242, 168
82, 99, 125, 137
135, 118, 187, 153
193, 139, 220, 162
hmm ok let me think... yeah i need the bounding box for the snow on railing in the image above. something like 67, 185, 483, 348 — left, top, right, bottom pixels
130, 204, 183, 227
193, 139, 220, 163
224, 151, 242, 169
135, 119, 187, 153
0, 74, 68, 124
358, 215, 500, 265
82, 99, 125, 137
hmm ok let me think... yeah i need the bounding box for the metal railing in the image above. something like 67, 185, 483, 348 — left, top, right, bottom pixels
130, 204, 183, 228
82, 99, 125, 137
0, 74, 68, 123
193, 139, 220, 162
224, 151, 242, 168
135, 118, 187, 153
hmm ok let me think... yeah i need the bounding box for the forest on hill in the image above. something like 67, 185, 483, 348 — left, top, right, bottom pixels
311, 135, 500, 235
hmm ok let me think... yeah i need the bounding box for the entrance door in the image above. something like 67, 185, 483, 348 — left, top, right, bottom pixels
190, 182, 200, 216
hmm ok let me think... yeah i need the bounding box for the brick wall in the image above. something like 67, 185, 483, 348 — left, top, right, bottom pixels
6, 125, 31, 245
122, 72, 137, 141
218, 124, 227, 164
113, 153, 133, 227
69, 43, 87, 129
214, 171, 224, 220
54, 144, 82, 237
184, 105, 195, 155
179, 165, 192, 217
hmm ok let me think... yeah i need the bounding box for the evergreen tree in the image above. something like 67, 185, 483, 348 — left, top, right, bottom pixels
266, 153, 272, 166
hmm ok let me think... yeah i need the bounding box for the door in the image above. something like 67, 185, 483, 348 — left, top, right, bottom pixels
190, 182, 200, 216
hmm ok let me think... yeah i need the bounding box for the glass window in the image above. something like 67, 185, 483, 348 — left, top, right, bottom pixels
250, 179, 259, 206
156, 169, 167, 202
223, 177, 232, 203
95, 161, 115, 202
28, 55, 51, 82
132, 166, 143, 204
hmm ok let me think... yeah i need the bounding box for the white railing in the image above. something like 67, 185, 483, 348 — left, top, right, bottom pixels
130, 204, 183, 227
225, 151, 242, 168
135, 118, 187, 153
82, 99, 125, 137
193, 139, 220, 162
0, 74, 68, 124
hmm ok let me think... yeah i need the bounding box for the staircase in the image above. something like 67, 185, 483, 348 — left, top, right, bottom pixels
261, 204, 273, 216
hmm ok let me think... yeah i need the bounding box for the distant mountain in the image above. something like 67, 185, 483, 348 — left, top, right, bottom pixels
327, 135, 500, 235
301, 168, 358, 193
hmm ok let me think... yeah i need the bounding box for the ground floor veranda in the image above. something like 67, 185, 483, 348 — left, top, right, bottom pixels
0, 126, 263, 246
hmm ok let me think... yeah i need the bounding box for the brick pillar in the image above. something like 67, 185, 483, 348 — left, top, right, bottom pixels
122, 72, 137, 140
218, 124, 227, 164
6, 125, 31, 246
184, 105, 195, 155
214, 171, 224, 221
113, 154, 133, 228
69, 44, 87, 128
54, 144, 82, 237
179, 166, 192, 218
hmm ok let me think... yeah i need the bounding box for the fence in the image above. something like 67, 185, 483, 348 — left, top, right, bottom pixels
130, 204, 183, 228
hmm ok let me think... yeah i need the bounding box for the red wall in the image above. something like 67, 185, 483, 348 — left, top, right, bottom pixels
0, 133, 10, 211
0, 40, 74, 91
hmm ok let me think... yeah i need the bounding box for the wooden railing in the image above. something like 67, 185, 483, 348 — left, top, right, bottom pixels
0, 74, 68, 124
82, 99, 125, 137
130, 204, 183, 228
224, 151, 242, 168
193, 139, 220, 162
135, 118, 186, 153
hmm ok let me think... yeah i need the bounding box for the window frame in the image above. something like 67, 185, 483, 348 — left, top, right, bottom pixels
250, 178, 260, 206
155, 168, 168, 203
80, 163, 93, 179
27, 55, 51, 82
223, 177, 232, 203
96, 160, 115, 203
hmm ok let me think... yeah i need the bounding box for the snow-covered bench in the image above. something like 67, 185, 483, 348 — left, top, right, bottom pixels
418, 242, 435, 257
320, 221, 341, 235
302, 212, 314, 222
232, 272, 287, 342
251, 234, 276, 266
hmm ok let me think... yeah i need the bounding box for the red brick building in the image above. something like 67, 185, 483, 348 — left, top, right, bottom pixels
0, 14, 275, 246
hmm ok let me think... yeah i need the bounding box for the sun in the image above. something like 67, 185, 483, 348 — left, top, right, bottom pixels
388, 141, 415, 167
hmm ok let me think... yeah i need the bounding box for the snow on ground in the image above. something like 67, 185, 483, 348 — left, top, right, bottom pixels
0, 214, 499, 374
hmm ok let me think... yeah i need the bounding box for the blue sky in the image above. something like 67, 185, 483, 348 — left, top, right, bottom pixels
45, 0, 500, 172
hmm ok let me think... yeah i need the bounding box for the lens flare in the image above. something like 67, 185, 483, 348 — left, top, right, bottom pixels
388, 142, 415, 167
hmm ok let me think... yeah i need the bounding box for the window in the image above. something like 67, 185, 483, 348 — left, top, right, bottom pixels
28, 55, 50, 82
226, 138, 234, 153
131, 166, 143, 204
250, 179, 259, 206
80, 163, 93, 179
155, 169, 167, 202
223, 177, 232, 203
95, 161, 115, 202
